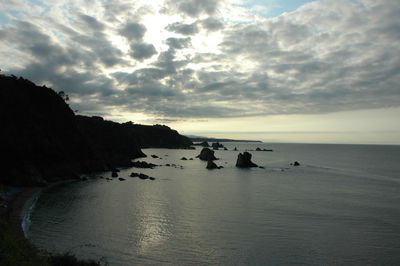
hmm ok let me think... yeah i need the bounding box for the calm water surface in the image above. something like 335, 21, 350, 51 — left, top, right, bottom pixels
28, 143, 400, 265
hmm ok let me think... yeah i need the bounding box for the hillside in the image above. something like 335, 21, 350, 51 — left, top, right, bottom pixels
0, 74, 192, 186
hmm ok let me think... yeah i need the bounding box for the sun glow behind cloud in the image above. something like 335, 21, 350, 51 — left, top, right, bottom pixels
1, 0, 400, 144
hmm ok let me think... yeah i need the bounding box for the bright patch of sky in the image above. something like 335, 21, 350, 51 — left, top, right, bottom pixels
243, 0, 317, 18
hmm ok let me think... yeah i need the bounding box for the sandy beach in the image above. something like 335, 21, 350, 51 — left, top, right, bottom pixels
4, 187, 43, 237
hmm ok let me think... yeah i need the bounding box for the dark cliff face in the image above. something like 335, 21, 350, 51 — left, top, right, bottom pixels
0, 75, 92, 185
0, 75, 192, 186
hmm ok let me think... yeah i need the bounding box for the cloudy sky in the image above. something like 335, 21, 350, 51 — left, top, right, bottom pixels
1, 0, 399, 144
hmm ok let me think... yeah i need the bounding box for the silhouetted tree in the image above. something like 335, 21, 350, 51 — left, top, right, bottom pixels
58, 91, 69, 102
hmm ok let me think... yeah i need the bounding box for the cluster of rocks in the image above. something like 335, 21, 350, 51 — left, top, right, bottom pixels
131, 161, 157, 169
165, 163, 184, 169
211, 142, 224, 150
193, 141, 210, 147
196, 148, 222, 169
255, 147, 273, 152
104, 148, 302, 180
130, 172, 155, 180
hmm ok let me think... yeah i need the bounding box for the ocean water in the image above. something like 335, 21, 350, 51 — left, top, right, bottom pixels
28, 143, 400, 265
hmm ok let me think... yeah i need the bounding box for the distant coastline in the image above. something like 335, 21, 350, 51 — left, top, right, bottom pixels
188, 136, 262, 143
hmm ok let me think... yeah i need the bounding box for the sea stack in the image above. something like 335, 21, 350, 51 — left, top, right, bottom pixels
197, 148, 217, 161
235, 152, 258, 168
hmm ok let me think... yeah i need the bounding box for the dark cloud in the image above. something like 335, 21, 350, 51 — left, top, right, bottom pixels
199, 18, 224, 31
166, 22, 198, 35
166, 0, 220, 17
130, 43, 157, 61
119, 22, 146, 41
166, 37, 191, 49
71, 32, 124, 67
78, 13, 105, 31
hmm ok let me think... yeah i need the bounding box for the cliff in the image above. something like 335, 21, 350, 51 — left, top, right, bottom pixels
0, 74, 192, 186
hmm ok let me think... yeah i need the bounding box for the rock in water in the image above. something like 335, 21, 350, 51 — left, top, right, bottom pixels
112, 172, 118, 177
196, 148, 217, 161
294, 161, 300, 166
138, 173, 149, 180
206, 160, 220, 169
118, 177, 126, 181
200, 141, 210, 147
235, 152, 258, 168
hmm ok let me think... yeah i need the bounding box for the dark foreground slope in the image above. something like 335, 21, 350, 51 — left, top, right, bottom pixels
0, 75, 191, 186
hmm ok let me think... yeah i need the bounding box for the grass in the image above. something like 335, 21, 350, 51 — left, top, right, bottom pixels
0, 219, 105, 266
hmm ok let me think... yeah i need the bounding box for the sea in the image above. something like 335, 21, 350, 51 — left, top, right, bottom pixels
26, 143, 400, 265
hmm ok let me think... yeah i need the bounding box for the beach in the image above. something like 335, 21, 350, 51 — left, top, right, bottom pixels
1, 186, 43, 237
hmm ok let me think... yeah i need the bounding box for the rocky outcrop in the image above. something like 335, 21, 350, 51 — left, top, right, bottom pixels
0, 74, 191, 186
236, 152, 258, 168
196, 148, 217, 161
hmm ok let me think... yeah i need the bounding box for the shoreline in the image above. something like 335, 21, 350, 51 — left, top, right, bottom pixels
6, 186, 44, 237
3, 180, 74, 239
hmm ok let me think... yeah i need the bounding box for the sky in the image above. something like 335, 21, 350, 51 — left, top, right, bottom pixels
1, 0, 399, 144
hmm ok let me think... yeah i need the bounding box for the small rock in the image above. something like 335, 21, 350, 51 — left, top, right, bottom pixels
181, 157, 187, 160
149, 177, 155, 181
151, 155, 159, 158
112, 172, 118, 177
118, 178, 126, 181
294, 161, 300, 166
139, 173, 149, 180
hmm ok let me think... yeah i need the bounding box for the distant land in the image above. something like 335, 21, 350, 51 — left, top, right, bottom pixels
187, 135, 262, 143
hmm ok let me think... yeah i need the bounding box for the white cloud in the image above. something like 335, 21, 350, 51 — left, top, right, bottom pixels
0, 0, 399, 125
